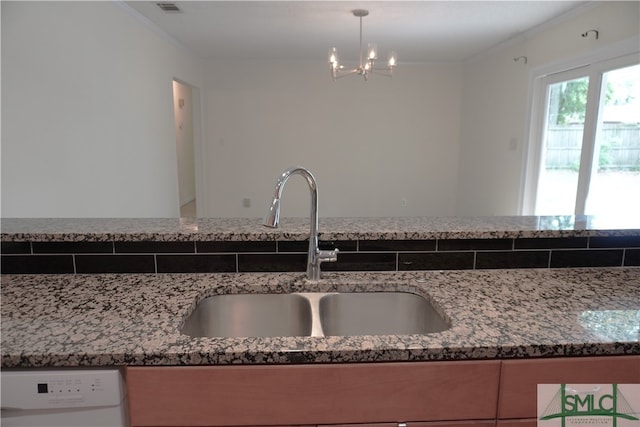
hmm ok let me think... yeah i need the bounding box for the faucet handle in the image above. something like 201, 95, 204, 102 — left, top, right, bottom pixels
317, 247, 339, 264
318, 241, 339, 263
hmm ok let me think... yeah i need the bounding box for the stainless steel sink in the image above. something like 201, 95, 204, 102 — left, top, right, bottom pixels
318, 292, 449, 336
181, 293, 312, 338
181, 291, 449, 338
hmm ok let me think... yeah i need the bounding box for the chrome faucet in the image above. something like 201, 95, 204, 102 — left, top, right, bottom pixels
263, 166, 338, 281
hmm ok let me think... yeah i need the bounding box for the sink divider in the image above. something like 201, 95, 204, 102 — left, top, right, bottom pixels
294, 292, 339, 337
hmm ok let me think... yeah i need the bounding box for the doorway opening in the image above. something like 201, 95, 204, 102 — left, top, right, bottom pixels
172, 80, 197, 217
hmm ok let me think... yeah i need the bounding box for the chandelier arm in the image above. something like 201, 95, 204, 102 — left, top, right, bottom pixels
371, 69, 394, 75
334, 69, 360, 79
370, 71, 393, 78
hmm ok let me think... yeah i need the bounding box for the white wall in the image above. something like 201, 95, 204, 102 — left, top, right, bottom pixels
1, 1, 204, 217
203, 60, 462, 217
457, 1, 640, 216
4, 2, 636, 219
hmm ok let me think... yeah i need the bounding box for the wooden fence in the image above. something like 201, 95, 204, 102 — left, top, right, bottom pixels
545, 124, 640, 170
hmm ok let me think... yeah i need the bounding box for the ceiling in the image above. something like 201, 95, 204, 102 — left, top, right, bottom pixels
124, 1, 589, 63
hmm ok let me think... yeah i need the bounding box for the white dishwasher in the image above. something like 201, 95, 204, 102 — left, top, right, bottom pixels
1, 368, 129, 427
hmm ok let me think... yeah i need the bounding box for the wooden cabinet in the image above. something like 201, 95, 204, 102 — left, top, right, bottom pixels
320, 422, 496, 427
126, 361, 501, 427
497, 355, 640, 420
126, 355, 639, 427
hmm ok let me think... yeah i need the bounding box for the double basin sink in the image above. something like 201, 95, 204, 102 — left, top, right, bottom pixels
181, 291, 450, 338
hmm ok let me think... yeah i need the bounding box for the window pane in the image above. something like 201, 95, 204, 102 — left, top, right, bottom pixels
585, 64, 640, 216
535, 76, 589, 215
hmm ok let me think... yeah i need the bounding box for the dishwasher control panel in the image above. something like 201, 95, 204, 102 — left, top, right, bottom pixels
1, 369, 125, 410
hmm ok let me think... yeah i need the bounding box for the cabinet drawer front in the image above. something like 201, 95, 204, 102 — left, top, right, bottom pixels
498, 356, 640, 419
126, 361, 500, 426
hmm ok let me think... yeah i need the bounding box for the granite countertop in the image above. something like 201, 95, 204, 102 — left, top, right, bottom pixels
2, 268, 639, 368
2, 215, 640, 241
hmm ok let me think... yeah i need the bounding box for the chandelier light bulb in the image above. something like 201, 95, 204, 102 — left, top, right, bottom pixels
388, 51, 397, 68
328, 48, 338, 65
367, 43, 378, 60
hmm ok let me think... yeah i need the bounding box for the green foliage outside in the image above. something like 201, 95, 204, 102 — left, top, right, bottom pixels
551, 76, 638, 171
555, 80, 613, 125
555, 79, 588, 125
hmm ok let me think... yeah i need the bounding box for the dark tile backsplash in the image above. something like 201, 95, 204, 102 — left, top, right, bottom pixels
115, 241, 195, 253
157, 254, 236, 273
514, 237, 588, 249
476, 251, 550, 270
238, 253, 306, 272
438, 239, 512, 251
399, 252, 474, 271
322, 253, 396, 272
359, 240, 436, 252
1, 242, 32, 254
2, 236, 638, 274
276, 241, 311, 252
2, 255, 74, 274
625, 249, 640, 266
588, 236, 640, 248
33, 241, 114, 254
278, 240, 356, 252
550, 249, 624, 268
197, 241, 275, 253
75, 255, 156, 274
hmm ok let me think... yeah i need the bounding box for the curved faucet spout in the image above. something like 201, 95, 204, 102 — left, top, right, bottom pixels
264, 166, 317, 230
263, 166, 338, 281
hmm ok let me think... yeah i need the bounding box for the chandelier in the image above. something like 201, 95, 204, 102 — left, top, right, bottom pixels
328, 9, 397, 81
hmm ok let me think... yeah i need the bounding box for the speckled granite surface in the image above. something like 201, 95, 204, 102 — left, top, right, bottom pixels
2, 268, 638, 367
2, 215, 640, 241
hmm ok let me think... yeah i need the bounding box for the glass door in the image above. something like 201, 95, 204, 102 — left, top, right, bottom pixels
584, 63, 640, 217
528, 55, 639, 217
535, 74, 590, 215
